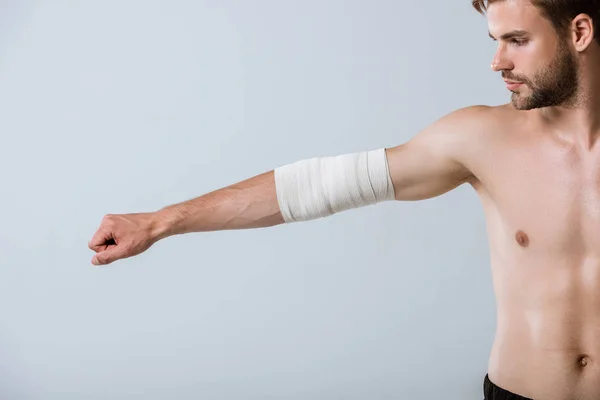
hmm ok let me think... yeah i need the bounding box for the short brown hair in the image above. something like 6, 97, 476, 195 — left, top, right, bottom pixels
472, 0, 600, 43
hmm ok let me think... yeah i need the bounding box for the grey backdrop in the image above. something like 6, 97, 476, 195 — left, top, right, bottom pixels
0, 1, 509, 399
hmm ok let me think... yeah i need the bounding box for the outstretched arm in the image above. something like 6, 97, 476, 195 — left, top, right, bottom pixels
88, 106, 481, 266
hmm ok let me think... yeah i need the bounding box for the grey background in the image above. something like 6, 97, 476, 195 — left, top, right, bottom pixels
0, 1, 508, 399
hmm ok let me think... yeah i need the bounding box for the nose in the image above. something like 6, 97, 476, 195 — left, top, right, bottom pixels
490, 45, 514, 72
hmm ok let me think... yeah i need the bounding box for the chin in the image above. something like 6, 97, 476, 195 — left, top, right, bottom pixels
510, 97, 535, 111
510, 94, 524, 107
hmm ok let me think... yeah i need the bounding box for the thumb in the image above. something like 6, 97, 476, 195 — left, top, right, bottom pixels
92, 244, 130, 266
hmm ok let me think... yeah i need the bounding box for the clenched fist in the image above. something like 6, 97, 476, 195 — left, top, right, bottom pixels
88, 212, 163, 266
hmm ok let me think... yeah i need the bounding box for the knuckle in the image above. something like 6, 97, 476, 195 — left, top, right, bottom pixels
122, 240, 135, 253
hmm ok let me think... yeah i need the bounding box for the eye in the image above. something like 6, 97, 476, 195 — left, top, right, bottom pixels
511, 39, 529, 46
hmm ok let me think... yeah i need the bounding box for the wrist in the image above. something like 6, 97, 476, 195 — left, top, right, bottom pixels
151, 208, 179, 241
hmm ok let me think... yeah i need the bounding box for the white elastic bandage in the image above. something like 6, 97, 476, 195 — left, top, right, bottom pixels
274, 148, 396, 223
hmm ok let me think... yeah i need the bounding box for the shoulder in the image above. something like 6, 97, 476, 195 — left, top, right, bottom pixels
443, 104, 525, 184
433, 103, 514, 130
406, 103, 524, 158
410, 104, 505, 148
421, 103, 523, 149
413, 104, 519, 182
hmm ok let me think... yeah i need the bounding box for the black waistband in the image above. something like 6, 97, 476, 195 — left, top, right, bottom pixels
484, 374, 533, 400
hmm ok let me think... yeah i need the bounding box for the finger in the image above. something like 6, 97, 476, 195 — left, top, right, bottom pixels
92, 243, 130, 266
89, 228, 113, 251
91, 242, 117, 265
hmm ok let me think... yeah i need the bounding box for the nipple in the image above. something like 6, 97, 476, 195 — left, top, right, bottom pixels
515, 230, 529, 247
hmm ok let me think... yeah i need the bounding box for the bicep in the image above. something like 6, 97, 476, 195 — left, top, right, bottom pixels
385, 108, 481, 201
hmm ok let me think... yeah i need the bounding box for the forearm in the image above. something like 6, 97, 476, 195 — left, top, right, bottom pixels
152, 170, 284, 240
150, 147, 395, 240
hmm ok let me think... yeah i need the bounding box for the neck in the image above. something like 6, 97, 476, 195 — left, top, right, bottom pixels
536, 53, 600, 148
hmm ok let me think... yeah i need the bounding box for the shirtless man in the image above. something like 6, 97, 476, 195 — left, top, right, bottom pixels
88, 0, 600, 398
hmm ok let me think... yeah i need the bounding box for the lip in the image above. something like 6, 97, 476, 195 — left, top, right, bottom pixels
504, 80, 523, 90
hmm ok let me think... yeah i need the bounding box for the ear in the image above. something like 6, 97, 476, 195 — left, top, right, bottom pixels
571, 14, 594, 52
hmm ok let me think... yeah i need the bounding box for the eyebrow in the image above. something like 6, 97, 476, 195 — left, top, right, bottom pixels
488, 30, 529, 40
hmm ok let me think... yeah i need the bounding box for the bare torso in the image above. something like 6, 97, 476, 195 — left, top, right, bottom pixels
468, 104, 600, 399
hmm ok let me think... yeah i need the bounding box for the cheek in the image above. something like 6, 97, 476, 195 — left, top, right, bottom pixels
529, 40, 558, 67
512, 43, 548, 77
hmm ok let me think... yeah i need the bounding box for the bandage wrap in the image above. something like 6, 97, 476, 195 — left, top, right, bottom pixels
274, 148, 396, 223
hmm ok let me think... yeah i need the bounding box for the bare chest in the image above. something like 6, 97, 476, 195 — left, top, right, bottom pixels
474, 140, 600, 254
